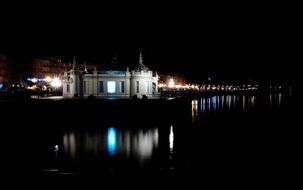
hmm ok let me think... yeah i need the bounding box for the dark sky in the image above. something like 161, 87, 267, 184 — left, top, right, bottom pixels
0, 3, 301, 82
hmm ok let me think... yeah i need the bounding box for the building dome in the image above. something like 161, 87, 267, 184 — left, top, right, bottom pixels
134, 63, 149, 71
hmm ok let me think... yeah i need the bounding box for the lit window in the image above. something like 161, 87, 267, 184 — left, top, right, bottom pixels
107, 81, 116, 93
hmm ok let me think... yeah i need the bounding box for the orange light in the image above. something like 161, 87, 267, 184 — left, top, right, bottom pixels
45, 76, 52, 83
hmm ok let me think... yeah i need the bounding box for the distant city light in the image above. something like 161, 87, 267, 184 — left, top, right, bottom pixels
0, 83, 3, 89
31, 78, 38, 83
175, 85, 182, 89
50, 77, 62, 88
168, 79, 175, 88
158, 83, 165, 88
27, 77, 45, 83
28, 85, 37, 90
45, 76, 52, 83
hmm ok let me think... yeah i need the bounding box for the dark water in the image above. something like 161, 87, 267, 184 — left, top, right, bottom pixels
1, 92, 301, 182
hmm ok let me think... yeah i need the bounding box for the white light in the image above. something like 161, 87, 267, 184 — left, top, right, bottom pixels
31, 78, 38, 83
50, 77, 62, 88
136, 131, 153, 161
169, 126, 174, 154
168, 79, 175, 88
28, 85, 37, 90
159, 83, 165, 88
107, 81, 116, 93
175, 85, 182, 89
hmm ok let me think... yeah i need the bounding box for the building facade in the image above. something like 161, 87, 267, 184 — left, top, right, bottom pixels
0, 55, 8, 82
30, 57, 67, 79
63, 52, 159, 98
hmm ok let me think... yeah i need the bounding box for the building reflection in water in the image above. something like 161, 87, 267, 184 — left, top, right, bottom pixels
270, 94, 272, 105
251, 96, 255, 108
107, 127, 117, 156
242, 96, 246, 110
269, 93, 282, 107
133, 129, 156, 162
169, 125, 174, 160
191, 100, 198, 121
211, 96, 216, 111
200, 98, 205, 113
63, 127, 159, 163
63, 133, 77, 160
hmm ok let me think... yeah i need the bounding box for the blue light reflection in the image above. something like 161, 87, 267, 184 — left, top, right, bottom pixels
107, 127, 117, 156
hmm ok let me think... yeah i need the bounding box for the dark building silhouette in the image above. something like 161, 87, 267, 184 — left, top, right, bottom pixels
0, 55, 8, 82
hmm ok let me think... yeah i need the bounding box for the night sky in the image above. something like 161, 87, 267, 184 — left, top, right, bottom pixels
0, 3, 301, 83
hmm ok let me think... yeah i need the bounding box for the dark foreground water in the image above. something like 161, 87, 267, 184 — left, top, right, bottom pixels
1, 92, 301, 183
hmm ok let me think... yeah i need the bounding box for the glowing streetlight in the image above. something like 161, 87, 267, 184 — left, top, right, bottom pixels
159, 83, 165, 88
44, 76, 52, 83
50, 77, 62, 88
175, 85, 182, 89
168, 79, 175, 89
31, 78, 38, 83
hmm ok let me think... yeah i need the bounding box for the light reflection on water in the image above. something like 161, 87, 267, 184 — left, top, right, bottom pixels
63, 127, 160, 163
242, 96, 246, 110
196, 95, 240, 119
191, 100, 198, 122
192, 94, 284, 120
169, 125, 174, 160
42, 93, 292, 174
269, 93, 283, 107
61, 94, 288, 163
107, 127, 117, 156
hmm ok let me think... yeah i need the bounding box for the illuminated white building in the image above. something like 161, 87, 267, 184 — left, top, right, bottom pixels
63, 52, 159, 98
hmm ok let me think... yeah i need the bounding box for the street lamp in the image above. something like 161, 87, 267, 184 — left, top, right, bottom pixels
168, 78, 175, 89
50, 77, 62, 88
